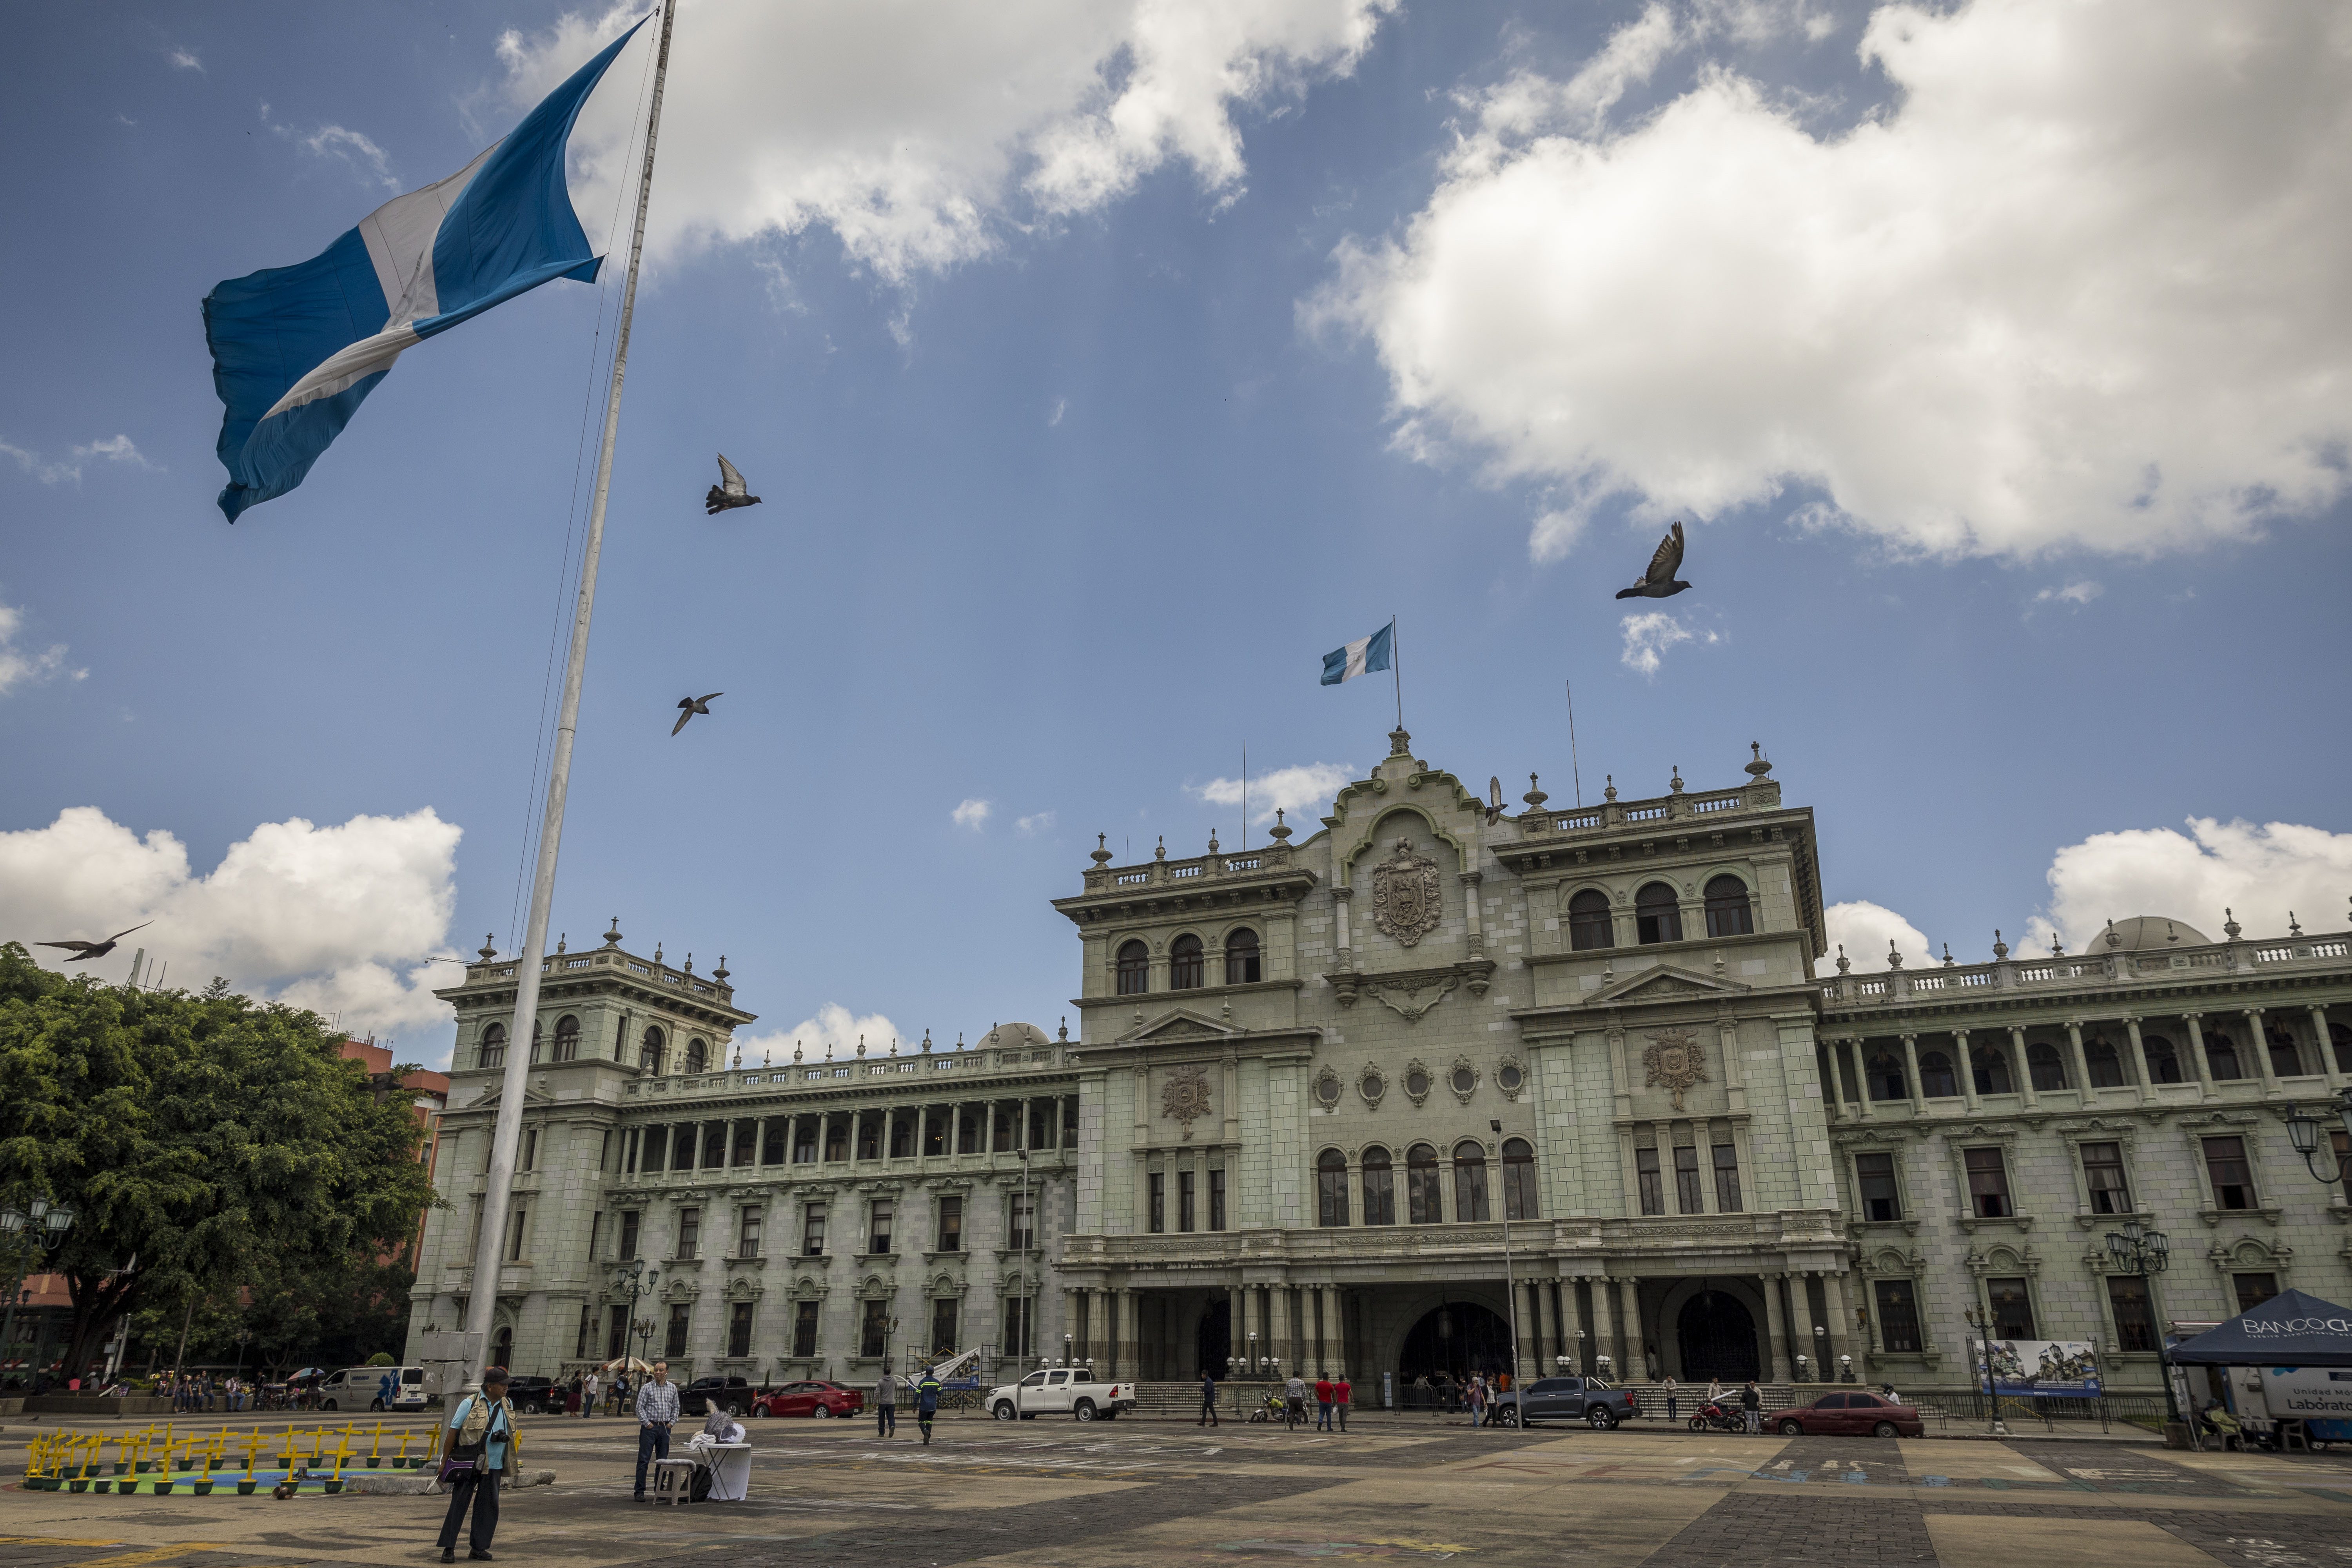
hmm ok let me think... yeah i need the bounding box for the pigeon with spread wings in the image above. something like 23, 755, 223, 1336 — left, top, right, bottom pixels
1614, 521, 1691, 600
35, 922, 151, 963
705, 454, 761, 516
672, 693, 723, 735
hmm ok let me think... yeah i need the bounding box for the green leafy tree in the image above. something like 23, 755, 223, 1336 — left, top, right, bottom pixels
0, 942, 438, 1379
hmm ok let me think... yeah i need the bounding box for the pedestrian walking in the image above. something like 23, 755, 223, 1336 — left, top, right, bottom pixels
1198, 1369, 1220, 1427
1283, 1372, 1307, 1431
1314, 1375, 1335, 1431
1740, 1380, 1761, 1434
915, 1365, 941, 1446
1663, 1375, 1679, 1423
1336, 1373, 1352, 1432
633, 1361, 679, 1500
875, 1369, 900, 1437
567, 1372, 583, 1416
582, 1369, 599, 1418
1468, 1376, 1488, 1428
436, 1365, 516, 1563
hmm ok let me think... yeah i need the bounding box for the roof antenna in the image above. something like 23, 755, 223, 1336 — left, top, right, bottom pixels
1564, 679, 1584, 807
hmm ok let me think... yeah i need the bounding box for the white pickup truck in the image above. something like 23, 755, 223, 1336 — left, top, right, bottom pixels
988, 1365, 1137, 1422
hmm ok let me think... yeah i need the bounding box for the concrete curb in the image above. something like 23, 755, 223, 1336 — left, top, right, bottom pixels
345, 1470, 555, 1496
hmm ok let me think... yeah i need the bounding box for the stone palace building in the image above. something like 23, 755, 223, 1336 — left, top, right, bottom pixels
407, 731, 2352, 1396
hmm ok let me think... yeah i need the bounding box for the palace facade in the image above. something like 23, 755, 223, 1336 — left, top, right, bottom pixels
407, 733, 2352, 1394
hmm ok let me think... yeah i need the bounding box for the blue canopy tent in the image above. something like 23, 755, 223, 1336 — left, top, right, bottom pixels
2167, 1289, 2352, 1367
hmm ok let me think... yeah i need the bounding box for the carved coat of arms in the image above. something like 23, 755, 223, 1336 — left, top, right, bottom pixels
1642, 1029, 1708, 1112
1370, 837, 1443, 947
1161, 1063, 1214, 1140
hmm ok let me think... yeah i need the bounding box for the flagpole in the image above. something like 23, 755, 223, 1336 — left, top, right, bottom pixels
1390, 615, 1403, 731
463, 0, 677, 1395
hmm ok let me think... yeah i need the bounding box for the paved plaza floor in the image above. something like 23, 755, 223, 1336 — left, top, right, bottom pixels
7, 1412, 2352, 1568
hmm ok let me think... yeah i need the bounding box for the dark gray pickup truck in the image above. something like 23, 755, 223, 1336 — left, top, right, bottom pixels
1490, 1376, 1643, 1428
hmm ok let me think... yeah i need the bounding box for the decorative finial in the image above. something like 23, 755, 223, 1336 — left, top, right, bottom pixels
2165, 920, 2180, 944
1835, 944, 1851, 975
1670, 766, 1683, 793
1154, 836, 1166, 861
682, 953, 693, 974
2049, 933, 2065, 957
2290, 911, 2303, 938
824, 1040, 833, 1061
732, 1044, 742, 1068
921, 1029, 933, 1054
762, 1048, 771, 1067
555, 933, 566, 954
793, 1040, 803, 1063
603, 916, 623, 947
1269, 809, 1292, 843
857, 1034, 866, 1058
478, 934, 497, 962
1524, 771, 1548, 808
889, 1036, 898, 1056
2223, 907, 2242, 941
1209, 828, 1220, 854
653, 942, 663, 965
1603, 774, 1618, 802
956, 1031, 964, 1051
1058, 1016, 1069, 1042
1886, 940, 1904, 971
713, 955, 729, 984
1992, 928, 2009, 960
1745, 742, 1772, 779
2104, 919, 2120, 949
1942, 943, 1955, 967
1388, 726, 1412, 758
1091, 833, 1113, 867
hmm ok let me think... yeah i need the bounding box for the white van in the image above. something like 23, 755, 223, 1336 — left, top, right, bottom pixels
318, 1365, 427, 1412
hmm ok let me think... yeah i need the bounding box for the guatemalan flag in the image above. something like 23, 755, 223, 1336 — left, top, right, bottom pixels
1320, 623, 1394, 685
202, 18, 646, 521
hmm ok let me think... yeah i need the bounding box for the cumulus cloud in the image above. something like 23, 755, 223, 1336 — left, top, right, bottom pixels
1619, 610, 1716, 675
0, 806, 465, 1040
495, 0, 1395, 281
1192, 761, 1355, 824
1314, 0, 2352, 562
2036, 817, 2352, 952
2, 433, 155, 485
1016, 811, 1057, 836
1818, 899, 1932, 977
951, 798, 992, 830
2033, 581, 2103, 608
0, 595, 85, 695
736, 1002, 907, 1067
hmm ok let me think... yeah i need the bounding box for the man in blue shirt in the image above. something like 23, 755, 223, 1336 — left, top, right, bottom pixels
915, 1366, 942, 1446
633, 1360, 680, 1499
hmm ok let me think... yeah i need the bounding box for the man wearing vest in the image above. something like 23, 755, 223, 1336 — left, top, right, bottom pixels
915, 1366, 942, 1446
437, 1367, 516, 1563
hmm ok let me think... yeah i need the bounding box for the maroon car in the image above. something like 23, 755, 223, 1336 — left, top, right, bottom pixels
750, 1379, 867, 1419
1773, 1391, 1922, 1438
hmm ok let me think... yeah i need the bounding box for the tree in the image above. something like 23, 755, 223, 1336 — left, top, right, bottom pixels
0, 943, 438, 1379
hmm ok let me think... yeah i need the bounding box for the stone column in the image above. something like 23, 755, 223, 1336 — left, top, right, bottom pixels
2125, 1017, 2154, 1103
1956, 1029, 1980, 1112
1241, 1286, 1260, 1377
2248, 1007, 2280, 1087
1229, 1284, 1245, 1378
1460, 871, 1485, 956
1518, 1281, 1540, 1385
1620, 1276, 1642, 1376
1332, 1288, 1351, 1381
1332, 886, 1354, 967
2185, 1013, 2216, 1100
2009, 1026, 2040, 1109
2316, 1005, 2344, 1089
2065, 1021, 2094, 1102
1823, 1272, 1854, 1382
1761, 1271, 1789, 1381
1900, 1033, 1925, 1114
1846, 1041, 1873, 1120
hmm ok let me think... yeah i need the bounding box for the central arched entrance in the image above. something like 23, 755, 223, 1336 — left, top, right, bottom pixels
1675, 1288, 1760, 1381
1398, 1299, 1512, 1386
1196, 1298, 1231, 1379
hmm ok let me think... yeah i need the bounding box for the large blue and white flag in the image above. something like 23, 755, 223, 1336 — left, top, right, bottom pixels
202, 19, 647, 521
1320, 623, 1394, 685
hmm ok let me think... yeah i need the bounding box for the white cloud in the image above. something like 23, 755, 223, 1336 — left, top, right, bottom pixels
1016, 811, 1057, 836
1818, 899, 1932, 977
0, 806, 465, 1041
167, 48, 202, 73
1048, 397, 1067, 427
1192, 761, 1356, 824
2033, 580, 2102, 608
496, 0, 1396, 281
0, 595, 85, 695
2036, 817, 2352, 952
72, 435, 157, 471
736, 1002, 907, 1068
951, 798, 992, 830
1314, 0, 2352, 562
302, 125, 399, 189
1619, 610, 1702, 675
2, 433, 152, 486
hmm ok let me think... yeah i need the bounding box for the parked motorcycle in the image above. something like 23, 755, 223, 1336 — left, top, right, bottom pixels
1688, 1399, 1745, 1432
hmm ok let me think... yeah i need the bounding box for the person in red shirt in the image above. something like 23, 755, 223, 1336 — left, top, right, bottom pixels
1336, 1374, 1352, 1433
1314, 1375, 1336, 1431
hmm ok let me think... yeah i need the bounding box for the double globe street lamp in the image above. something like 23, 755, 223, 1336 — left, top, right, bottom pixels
0, 1198, 75, 1377
2103, 1219, 2182, 1435
609, 1258, 662, 1374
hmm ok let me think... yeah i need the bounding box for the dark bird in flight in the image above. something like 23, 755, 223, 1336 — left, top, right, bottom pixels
1486, 775, 1504, 826
672, 692, 723, 735
1614, 521, 1691, 600
35, 922, 151, 962
705, 454, 761, 516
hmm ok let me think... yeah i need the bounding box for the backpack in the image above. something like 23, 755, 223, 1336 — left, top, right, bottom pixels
689, 1464, 714, 1503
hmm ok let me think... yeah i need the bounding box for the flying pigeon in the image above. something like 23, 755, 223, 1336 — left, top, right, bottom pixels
35, 922, 151, 963
1614, 521, 1691, 600
704, 454, 761, 516
1486, 776, 1504, 826
672, 692, 723, 735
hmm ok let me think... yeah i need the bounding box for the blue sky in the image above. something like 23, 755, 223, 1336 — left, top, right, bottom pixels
4, 0, 2348, 1067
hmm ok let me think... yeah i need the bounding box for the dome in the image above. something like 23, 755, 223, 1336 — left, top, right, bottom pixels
981, 1021, 1051, 1049
2096, 915, 2210, 952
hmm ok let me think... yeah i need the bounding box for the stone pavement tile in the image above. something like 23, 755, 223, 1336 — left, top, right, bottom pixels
1647, 1489, 1933, 1567
1905, 1449, 2067, 1484
1927, 1514, 2227, 1568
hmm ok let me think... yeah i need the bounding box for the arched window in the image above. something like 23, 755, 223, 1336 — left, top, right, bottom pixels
1170, 934, 1205, 990
1115, 941, 1149, 996
2086, 1036, 2126, 1088
1406, 1143, 1443, 1225
1866, 1049, 1908, 1101
552, 1015, 581, 1062
1361, 1146, 1396, 1226
1703, 874, 1753, 937
1316, 1149, 1350, 1227
1634, 882, 1682, 945
528, 1018, 543, 1064
479, 1023, 506, 1071
1502, 1138, 1537, 1221
684, 1038, 708, 1074
1452, 1141, 1491, 1222
2204, 1027, 2244, 1081
2027, 1041, 2067, 1091
2331, 1023, 2352, 1076
1970, 1042, 2014, 1096
1225, 929, 1261, 985
640, 1025, 666, 1075
2267, 1027, 2304, 1079
2142, 1034, 2183, 1084
1567, 889, 1614, 951
1919, 1051, 1958, 1098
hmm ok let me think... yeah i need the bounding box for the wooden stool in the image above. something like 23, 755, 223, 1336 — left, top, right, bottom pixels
650, 1457, 697, 1504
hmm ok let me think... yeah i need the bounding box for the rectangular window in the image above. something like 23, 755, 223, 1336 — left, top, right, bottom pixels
575, 1305, 593, 1360
792, 1300, 820, 1358
1362, 1158, 1395, 1226
506, 1205, 528, 1261
2107, 1274, 2156, 1352
521, 1127, 538, 1171
1063, 1097, 1078, 1145
2080, 1141, 2131, 1215
825, 1115, 848, 1162
1965, 1147, 2012, 1218
607, 1305, 628, 1361
677, 1207, 701, 1259
1987, 1276, 2035, 1340
762, 1117, 788, 1164
704, 1122, 728, 1168
1673, 1145, 1704, 1215
665, 1303, 691, 1358
1636, 1146, 1664, 1216
1179, 1169, 1197, 1232
925, 1110, 948, 1157
1003, 1295, 1033, 1358
1856, 1153, 1900, 1222
2203, 1136, 2256, 1209
733, 1120, 757, 1166
1873, 1279, 1922, 1353
1712, 1144, 1743, 1212
994, 1103, 1018, 1151
2234, 1272, 2279, 1313
869, 1200, 894, 1256
1031, 1103, 1052, 1151
1148, 1172, 1165, 1234
793, 1119, 817, 1163
860, 1299, 889, 1358
619, 1210, 641, 1261
931, 1298, 958, 1355
959, 1106, 980, 1153
803, 1203, 827, 1257
739, 1205, 762, 1259
1209, 1167, 1227, 1231
938, 1196, 963, 1253
1010, 1191, 1036, 1250
644, 1126, 669, 1172
1320, 1158, 1352, 1227
728, 1301, 754, 1359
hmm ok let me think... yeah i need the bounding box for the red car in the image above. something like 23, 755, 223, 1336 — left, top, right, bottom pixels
1773, 1391, 1922, 1438
750, 1379, 867, 1419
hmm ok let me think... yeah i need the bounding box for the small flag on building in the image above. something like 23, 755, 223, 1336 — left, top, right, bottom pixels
1320, 623, 1394, 686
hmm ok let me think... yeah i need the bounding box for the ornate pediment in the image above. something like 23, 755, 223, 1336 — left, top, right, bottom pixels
1582, 963, 1747, 1008
1116, 1007, 1241, 1045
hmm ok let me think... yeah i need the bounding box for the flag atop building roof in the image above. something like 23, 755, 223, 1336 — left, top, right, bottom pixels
1320, 623, 1393, 686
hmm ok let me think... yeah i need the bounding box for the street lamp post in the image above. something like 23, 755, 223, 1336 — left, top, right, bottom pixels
1573, 1327, 1586, 1377
1491, 1119, 1521, 1403
2104, 1219, 2184, 1441
609, 1258, 661, 1376
0, 1198, 74, 1384
2285, 1092, 2352, 1183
